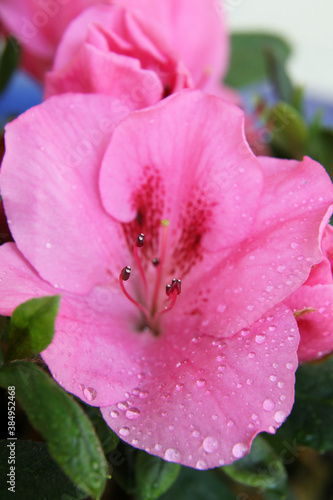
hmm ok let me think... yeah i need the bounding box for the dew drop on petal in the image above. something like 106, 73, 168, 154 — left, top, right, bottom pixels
232, 443, 248, 459
196, 460, 207, 470
119, 426, 130, 436
196, 378, 207, 387
110, 410, 119, 419
125, 407, 141, 420
274, 410, 287, 424
217, 304, 226, 313
263, 399, 275, 412
255, 334, 266, 344
202, 437, 218, 453
286, 362, 294, 370
83, 387, 97, 402
164, 448, 181, 462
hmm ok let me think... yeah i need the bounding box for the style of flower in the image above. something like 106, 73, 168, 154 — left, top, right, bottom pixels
0, 0, 106, 80
0, 91, 332, 468
286, 224, 333, 362
44, 0, 234, 107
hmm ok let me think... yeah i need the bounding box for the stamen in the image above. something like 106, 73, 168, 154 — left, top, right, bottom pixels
119, 267, 150, 322
155, 286, 180, 320
136, 233, 145, 247
152, 219, 170, 314
133, 233, 148, 301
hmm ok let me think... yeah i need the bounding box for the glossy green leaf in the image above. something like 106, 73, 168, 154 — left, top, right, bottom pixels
225, 33, 291, 88
223, 435, 287, 494
0, 440, 86, 499
267, 102, 308, 160
0, 36, 21, 93
276, 356, 333, 452
159, 467, 236, 500
0, 362, 108, 499
6, 296, 60, 362
135, 451, 181, 500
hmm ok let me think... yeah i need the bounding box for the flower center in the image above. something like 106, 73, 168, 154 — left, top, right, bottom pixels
119, 219, 181, 334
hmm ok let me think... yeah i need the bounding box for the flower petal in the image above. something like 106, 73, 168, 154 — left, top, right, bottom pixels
0, 243, 56, 315
182, 155, 333, 338
99, 90, 263, 252
1, 93, 130, 293
101, 304, 298, 468
116, 0, 229, 86
287, 285, 333, 362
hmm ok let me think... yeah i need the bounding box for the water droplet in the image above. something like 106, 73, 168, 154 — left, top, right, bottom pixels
227, 420, 234, 428
175, 383, 184, 392
247, 304, 254, 311
78, 384, 84, 391
286, 362, 293, 370
246, 378, 253, 385
274, 410, 287, 424
83, 387, 97, 402
45, 242, 52, 249
139, 390, 149, 399
110, 410, 119, 419
277, 381, 284, 388
118, 401, 128, 410
217, 364, 226, 372
268, 325, 276, 332
248, 352, 255, 359
269, 375, 277, 382
126, 407, 141, 420
119, 426, 130, 436
291, 242, 298, 249
196, 378, 206, 387
251, 413, 259, 421
202, 436, 218, 453
232, 443, 248, 459
164, 448, 181, 462
192, 430, 200, 438
255, 334, 266, 344
263, 399, 275, 412
196, 460, 207, 470
132, 439, 139, 446
277, 265, 286, 273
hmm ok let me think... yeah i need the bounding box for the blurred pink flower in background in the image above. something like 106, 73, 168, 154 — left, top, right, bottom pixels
0, 90, 332, 467
286, 224, 333, 362
44, 0, 234, 107
0, 0, 107, 79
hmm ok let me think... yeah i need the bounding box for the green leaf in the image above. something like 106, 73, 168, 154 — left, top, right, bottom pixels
0, 440, 86, 499
223, 435, 287, 495
265, 46, 294, 103
225, 32, 292, 88
6, 296, 60, 362
307, 124, 333, 177
0, 362, 108, 499
83, 404, 119, 454
276, 356, 333, 452
0, 36, 21, 94
159, 467, 236, 500
135, 451, 181, 500
266, 102, 308, 160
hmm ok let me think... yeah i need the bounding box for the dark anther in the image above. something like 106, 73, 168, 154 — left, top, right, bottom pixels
136, 233, 145, 247
152, 258, 160, 267
121, 266, 131, 281
166, 278, 182, 296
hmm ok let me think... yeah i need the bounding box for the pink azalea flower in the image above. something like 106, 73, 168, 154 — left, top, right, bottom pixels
286, 224, 333, 362
44, 0, 235, 106
0, 0, 108, 80
0, 91, 332, 468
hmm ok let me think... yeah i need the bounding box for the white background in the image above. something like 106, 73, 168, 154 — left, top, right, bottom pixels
225, 0, 333, 100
